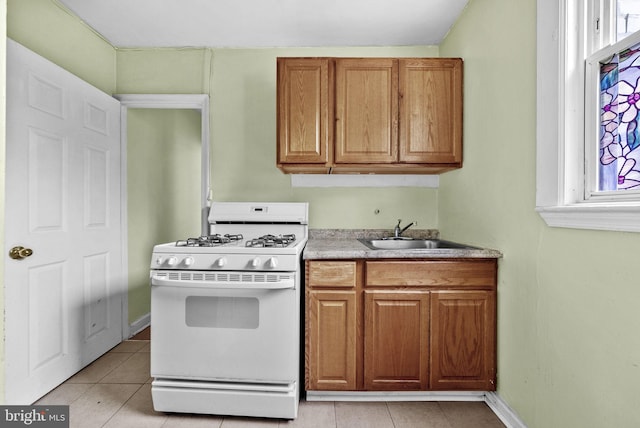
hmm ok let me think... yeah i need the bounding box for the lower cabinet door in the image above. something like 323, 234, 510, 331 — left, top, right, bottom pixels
364, 290, 430, 390
430, 290, 496, 390
307, 290, 357, 390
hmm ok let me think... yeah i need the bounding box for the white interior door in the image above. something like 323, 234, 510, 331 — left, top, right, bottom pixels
5, 39, 124, 404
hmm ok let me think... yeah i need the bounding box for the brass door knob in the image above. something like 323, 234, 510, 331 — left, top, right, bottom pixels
9, 246, 33, 260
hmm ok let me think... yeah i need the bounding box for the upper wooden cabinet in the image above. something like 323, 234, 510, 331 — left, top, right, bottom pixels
277, 57, 463, 174
335, 58, 399, 165
276, 58, 332, 173
399, 59, 463, 165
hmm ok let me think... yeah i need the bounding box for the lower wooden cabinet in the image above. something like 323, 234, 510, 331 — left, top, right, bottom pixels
364, 290, 429, 390
307, 290, 357, 390
305, 259, 497, 392
430, 290, 496, 390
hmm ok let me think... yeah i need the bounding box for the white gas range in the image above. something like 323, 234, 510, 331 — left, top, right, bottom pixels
149, 202, 308, 419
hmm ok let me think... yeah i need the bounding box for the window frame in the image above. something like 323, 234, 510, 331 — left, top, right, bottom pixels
536, 0, 640, 232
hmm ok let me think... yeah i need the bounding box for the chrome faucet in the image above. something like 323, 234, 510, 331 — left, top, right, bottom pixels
393, 219, 415, 238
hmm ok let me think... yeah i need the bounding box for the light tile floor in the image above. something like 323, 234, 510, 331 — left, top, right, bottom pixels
35, 339, 506, 428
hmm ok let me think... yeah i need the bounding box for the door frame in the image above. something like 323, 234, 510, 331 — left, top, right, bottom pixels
114, 94, 210, 337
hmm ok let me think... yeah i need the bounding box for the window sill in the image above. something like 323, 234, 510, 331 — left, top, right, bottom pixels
536, 204, 640, 233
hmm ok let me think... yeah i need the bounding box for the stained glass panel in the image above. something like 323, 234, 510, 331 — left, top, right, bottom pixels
598, 40, 640, 191
618, 0, 640, 42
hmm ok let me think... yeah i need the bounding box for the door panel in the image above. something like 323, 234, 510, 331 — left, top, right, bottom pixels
84, 252, 110, 340
307, 290, 357, 390
277, 58, 331, 165
430, 290, 496, 390
5, 39, 123, 404
85, 146, 109, 227
335, 58, 398, 164
364, 290, 429, 390
399, 59, 463, 164
28, 262, 68, 372
29, 128, 66, 231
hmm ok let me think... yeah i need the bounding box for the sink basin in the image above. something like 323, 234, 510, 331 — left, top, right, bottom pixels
358, 238, 478, 251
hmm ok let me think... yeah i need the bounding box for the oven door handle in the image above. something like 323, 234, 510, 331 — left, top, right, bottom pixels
151, 277, 295, 290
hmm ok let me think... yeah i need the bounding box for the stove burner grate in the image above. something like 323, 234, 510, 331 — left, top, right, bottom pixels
245, 234, 296, 248
176, 234, 243, 247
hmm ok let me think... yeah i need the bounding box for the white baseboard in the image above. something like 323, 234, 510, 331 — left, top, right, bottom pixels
306, 390, 485, 402
485, 392, 528, 428
307, 390, 527, 428
128, 313, 150, 338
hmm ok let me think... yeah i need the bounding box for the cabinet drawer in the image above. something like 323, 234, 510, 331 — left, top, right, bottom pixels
308, 261, 357, 288
365, 260, 496, 288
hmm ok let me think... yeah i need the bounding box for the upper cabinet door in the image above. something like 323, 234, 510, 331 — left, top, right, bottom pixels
399, 58, 463, 164
277, 58, 331, 169
335, 58, 399, 164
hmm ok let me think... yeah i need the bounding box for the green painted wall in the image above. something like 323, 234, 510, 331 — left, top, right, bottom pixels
125, 109, 202, 323
7, 0, 116, 94
439, 0, 640, 427
116, 48, 211, 95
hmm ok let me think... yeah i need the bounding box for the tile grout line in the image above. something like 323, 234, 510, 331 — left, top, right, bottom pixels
99, 383, 148, 428
385, 401, 398, 428
95, 351, 137, 385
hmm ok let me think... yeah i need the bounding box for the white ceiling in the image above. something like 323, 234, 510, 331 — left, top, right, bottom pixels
56, 0, 470, 48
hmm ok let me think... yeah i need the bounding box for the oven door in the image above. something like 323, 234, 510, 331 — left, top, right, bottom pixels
150, 271, 299, 383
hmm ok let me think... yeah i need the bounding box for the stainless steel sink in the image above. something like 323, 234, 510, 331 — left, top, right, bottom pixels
358, 238, 478, 251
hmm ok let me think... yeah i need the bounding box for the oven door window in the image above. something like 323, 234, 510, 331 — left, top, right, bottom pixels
185, 296, 259, 329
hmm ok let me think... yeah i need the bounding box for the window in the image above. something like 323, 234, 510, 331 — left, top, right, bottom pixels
585, 0, 640, 199
588, 37, 640, 195
536, 0, 640, 232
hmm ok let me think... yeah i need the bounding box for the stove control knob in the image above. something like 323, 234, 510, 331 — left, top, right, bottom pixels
166, 256, 177, 266
214, 257, 227, 268
155, 256, 163, 265
251, 257, 261, 268
183, 257, 194, 267
267, 257, 278, 269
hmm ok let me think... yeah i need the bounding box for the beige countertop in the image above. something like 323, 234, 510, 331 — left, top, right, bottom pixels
303, 229, 503, 260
